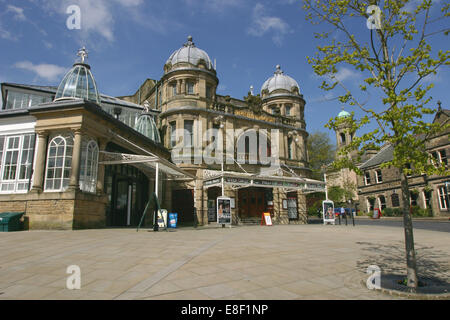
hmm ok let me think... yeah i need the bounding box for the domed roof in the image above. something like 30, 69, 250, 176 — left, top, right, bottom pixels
54, 48, 100, 103
261, 65, 300, 96
338, 108, 351, 118
166, 36, 213, 70
134, 112, 161, 143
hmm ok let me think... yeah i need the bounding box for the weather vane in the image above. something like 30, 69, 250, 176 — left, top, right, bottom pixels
77, 47, 88, 64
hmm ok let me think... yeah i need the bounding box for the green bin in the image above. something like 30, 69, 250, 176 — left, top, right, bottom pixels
0, 212, 25, 232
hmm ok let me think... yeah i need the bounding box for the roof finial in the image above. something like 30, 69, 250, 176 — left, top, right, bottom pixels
250, 85, 254, 95
275, 64, 283, 75
437, 100, 442, 111
185, 35, 195, 47
77, 47, 88, 64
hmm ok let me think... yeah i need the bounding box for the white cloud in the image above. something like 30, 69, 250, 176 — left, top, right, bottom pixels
247, 3, 290, 46
14, 61, 67, 82
333, 67, 361, 82
6, 5, 26, 21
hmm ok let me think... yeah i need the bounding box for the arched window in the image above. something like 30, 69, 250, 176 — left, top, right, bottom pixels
379, 195, 386, 210
79, 140, 99, 193
45, 135, 74, 191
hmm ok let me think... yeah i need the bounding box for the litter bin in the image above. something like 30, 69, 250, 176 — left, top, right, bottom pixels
0, 212, 25, 232
372, 208, 381, 219
168, 213, 178, 228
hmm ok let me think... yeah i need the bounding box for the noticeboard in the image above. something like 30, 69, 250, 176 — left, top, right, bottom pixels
322, 200, 335, 224
217, 197, 232, 225
261, 212, 272, 226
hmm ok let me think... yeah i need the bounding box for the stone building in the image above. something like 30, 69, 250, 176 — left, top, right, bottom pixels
327, 105, 449, 217
0, 38, 324, 229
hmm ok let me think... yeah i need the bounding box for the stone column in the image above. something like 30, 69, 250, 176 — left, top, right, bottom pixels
31, 131, 49, 193
181, 79, 186, 94
96, 138, 108, 194
69, 129, 83, 191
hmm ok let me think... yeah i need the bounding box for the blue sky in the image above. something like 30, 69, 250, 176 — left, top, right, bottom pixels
0, 0, 448, 143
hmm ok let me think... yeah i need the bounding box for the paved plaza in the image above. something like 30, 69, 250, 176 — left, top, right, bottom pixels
0, 223, 449, 300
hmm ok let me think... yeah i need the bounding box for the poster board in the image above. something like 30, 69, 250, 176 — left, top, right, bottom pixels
261, 212, 272, 226
157, 209, 168, 228
217, 197, 231, 225
322, 200, 335, 225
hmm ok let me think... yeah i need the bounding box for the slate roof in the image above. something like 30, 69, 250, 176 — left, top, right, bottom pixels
359, 144, 394, 169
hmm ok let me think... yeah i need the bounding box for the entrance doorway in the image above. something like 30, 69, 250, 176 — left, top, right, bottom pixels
105, 165, 149, 227
172, 190, 194, 224
238, 187, 267, 218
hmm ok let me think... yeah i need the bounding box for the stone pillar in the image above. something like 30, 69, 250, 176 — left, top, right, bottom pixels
181, 79, 186, 94
96, 139, 108, 194
31, 131, 49, 193
69, 129, 83, 191
297, 191, 307, 224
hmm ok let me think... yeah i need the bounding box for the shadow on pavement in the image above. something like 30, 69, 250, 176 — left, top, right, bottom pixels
356, 241, 450, 294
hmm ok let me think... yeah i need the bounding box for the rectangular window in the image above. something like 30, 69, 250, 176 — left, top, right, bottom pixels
364, 172, 371, 185
285, 105, 291, 116
0, 134, 35, 193
438, 186, 449, 210
187, 82, 194, 94
391, 193, 400, 207
376, 169, 383, 183
172, 84, 177, 96
206, 85, 212, 99
184, 120, 194, 147
439, 149, 447, 166
4, 91, 51, 110
287, 137, 293, 159
170, 122, 177, 148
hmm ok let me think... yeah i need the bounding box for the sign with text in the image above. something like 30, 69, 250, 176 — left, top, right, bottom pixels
261, 212, 272, 226
322, 200, 335, 225
217, 197, 231, 225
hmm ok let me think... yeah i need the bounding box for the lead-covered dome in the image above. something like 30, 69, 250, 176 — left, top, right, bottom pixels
165, 36, 213, 71
54, 48, 100, 103
261, 65, 300, 98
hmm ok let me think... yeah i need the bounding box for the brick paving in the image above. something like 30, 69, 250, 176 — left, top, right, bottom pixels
0, 224, 449, 300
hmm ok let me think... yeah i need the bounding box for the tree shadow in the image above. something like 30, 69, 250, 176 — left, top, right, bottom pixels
356, 241, 450, 294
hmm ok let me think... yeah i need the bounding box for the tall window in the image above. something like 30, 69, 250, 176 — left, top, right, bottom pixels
184, 120, 194, 147
364, 172, 371, 185
376, 169, 383, 183
79, 140, 99, 193
379, 195, 386, 210
170, 122, 177, 148
171, 83, 177, 97
391, 193, 400, 207
439, 150, 447, 165
287, 137, 293, 159
187, 81, 195, 94
340, 133, 346, 145
45, 135, 74, 192
0, 134, 35, 192
285, 104, 292, 116
438, 186, 449, 210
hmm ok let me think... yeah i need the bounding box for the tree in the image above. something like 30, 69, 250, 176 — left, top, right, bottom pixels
307, 131, 336, 180
303, 0, 450, 292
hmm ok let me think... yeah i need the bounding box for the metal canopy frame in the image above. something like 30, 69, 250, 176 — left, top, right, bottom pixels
99, 151, 196, 181
203, 170, 325, 194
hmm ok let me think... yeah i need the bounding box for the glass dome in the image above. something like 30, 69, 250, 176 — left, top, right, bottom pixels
134, 113, 161, 143
338, 109, 351, 118
54, 63, 100, 103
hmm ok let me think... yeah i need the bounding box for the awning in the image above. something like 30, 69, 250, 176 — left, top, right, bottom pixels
203, 169, 325, 193
99, 151, 196, 181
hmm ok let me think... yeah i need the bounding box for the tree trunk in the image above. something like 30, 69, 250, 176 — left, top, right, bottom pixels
400, 172, 418, 292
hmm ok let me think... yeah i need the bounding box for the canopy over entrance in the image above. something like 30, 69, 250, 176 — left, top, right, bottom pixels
99, 151, 196, 181
203, 169, 325, 194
